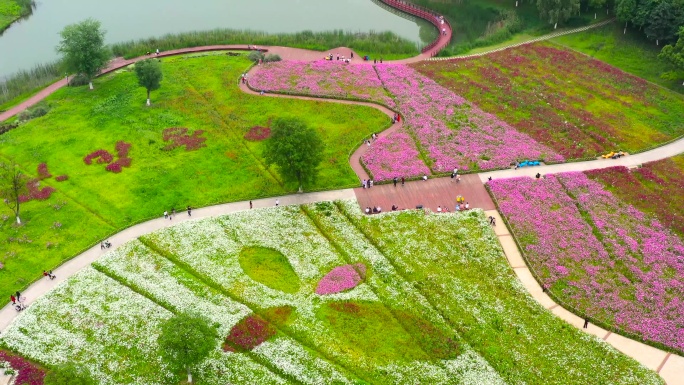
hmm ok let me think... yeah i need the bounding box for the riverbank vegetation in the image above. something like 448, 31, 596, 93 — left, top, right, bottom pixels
111, 29, 419, 59
0, 202, 664, 384
0, 28, 419, 112
0, 53, 389, 299
407, 0, 609, 56
0, 0, 33, 33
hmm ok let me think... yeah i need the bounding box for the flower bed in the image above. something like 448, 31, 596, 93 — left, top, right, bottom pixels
372, 65, 563, 175
585, 158, 684, 237
316, 263, 366, 295
244, 126, 271, 141
1, 203, 663, 384
413, 43, 684, 159
490, 172, 684, 354
0, 350, 45, 385
252, 60, 562, 180
83, 149, 113, 165
250, 61, 396, 107
360, 131, 430, 180
162, 127, 207, 151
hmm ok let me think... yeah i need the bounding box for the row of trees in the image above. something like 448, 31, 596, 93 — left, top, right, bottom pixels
535, 0, 683, 41
532, 0, 683, 82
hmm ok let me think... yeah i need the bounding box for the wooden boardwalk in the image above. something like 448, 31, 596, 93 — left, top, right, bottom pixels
354, 174, 495, 213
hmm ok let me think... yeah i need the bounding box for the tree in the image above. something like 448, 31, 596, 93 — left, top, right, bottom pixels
263, 118, 325, 192
536, 0, 581, 28
56, 18, 110, 90
134, 59, 163, 106
0, 161, 28, 225
158, 312, 217, 384
615, 0, 637, 33
44, 363, 95, 385
660, 26, 684, 85
644, 1, 683, 44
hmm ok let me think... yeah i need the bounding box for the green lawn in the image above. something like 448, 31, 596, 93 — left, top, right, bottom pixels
0, 202, 662, 384
0, 0, 30, 32
552, 23, 683, 94
0, 52, 389, 299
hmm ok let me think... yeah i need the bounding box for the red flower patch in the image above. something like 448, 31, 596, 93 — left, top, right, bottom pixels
223, 314, 276, 352
83, 150, 114, 165
83, 142, 132, 173
55, 175, 69, 182
36, 163, 51, 180
0, 350, 46, 385
19, 178, 56, 203
163, 127, 207, 151
244, 126, 271, 141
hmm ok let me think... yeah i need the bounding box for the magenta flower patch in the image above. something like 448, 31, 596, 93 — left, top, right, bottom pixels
250, 60, 396, 107
489, 172, 684, 353
316, 263, 367, 295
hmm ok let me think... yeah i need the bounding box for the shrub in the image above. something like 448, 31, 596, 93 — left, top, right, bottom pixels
69, 73, 91, 87
248, 50, 265, 63
263, 54, 282, 63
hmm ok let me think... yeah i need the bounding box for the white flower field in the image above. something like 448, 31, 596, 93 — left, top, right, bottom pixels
0, 201, 662, 384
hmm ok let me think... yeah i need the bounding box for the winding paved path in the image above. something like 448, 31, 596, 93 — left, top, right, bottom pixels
1, 9, 683, 384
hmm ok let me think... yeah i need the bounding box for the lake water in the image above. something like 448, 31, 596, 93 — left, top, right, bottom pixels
0, 0, 429, 77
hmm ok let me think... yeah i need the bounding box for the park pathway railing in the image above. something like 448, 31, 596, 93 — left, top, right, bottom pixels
375, 0, 452, 55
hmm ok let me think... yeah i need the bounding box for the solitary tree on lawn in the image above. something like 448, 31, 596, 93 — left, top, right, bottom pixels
0, 161, 28, 225
158, 312, 217, 384
56, 18, 110, 90
134, 58, 163, 106
263, 118, 325, 193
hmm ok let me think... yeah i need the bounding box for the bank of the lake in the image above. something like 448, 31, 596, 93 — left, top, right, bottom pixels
0, 0, 32, 33
0, 0, 430, 78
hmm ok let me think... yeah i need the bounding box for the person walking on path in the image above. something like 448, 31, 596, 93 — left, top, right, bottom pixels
249, 200, 253, 209
163, 210, 168, 219
156, 48, 160, 56
275, 199, 280, 207
583, 319, 589, 329
43, 270, 55, 280
187, 206, 192, 217
401, 177, 405, 186
393, 177, 398, 187
369, 180, 374, 188
10, 295, 16, 305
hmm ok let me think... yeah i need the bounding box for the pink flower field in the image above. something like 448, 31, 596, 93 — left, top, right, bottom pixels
250, 60, 395, 107
489, 173, 684, 353
372, 65, 563, 174
252, 61, 563, 180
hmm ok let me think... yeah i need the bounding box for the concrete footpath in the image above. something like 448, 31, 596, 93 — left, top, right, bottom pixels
485, 209, 684, 385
